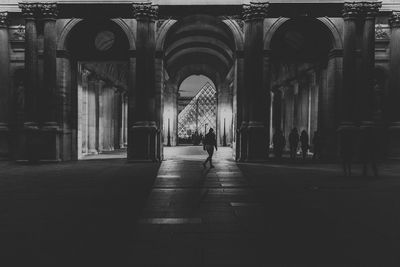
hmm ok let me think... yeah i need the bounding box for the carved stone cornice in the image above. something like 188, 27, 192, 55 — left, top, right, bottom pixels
0, 12, 8, 28
343, 1, 382, 19
389, 11, 400, 28
18, 2, 38, 19
37, 3, 58, 19
132, 2, 159, 21
243, 2, 269, 21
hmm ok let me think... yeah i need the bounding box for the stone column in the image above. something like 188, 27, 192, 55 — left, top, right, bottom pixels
87, 78, 98, 154
38, 2, 60, 161
340, 2, 360, 129
19, 3, 39, 162
236, 55, 247, 161
387, 12, 400, 157
359, 2, 381, 126
129, 2, 158, 161
0, 12, 10, 158
242, 2, 270, 161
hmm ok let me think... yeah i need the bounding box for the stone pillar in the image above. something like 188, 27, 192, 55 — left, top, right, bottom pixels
114, 90, 122, 149
236, 55, 247, 161
38, 2, 60, 161
340, 2, 360, 129
19, 3, 39, 162
0, 12, 10, 158
87, 78, 98, 154
272, 90, 282, 132
359, 2, 381, 126
129, 2, 159, 161
319, 50, 343, 159
387, 12, 400, 157
242, 2, 270, 161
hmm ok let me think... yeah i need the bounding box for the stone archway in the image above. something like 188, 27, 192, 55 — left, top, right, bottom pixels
57, 18, 132, 160
266, 17, 343, 159
160, 14, 237, 157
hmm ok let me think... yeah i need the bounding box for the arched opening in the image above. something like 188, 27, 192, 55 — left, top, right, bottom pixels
174, 75, 217, 145
161, 15, 236, 157
269, 17, 334, 157
62, 19, 131, 160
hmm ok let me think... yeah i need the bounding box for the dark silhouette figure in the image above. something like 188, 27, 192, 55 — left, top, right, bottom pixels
203, 128, 217, 168
272, 129, 286, 159
338, 128, 354, 176
312, 130, 322, 160
289, 128, 299, 160
300, 130, 309, 159
359, 126, 379, 177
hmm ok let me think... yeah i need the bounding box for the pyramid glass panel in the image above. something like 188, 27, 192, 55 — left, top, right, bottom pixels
178, 82, 217, 140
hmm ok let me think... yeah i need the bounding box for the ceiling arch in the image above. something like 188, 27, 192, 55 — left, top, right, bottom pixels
163, 14, 236, 79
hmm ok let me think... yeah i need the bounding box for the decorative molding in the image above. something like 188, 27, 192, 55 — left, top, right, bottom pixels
375, 24, 390, 39
243, 2, 269, 21
132, 2, 159, 21
361, 1, 382, 17
11, 25, 25, 41
389, 11, 400, 28
0, 11, 8, 28
343, 1, 382, 18
37, 2, 58, 19
18, 2, 37, 18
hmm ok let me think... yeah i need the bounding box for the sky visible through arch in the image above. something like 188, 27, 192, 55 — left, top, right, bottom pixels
179, 75, 214, 98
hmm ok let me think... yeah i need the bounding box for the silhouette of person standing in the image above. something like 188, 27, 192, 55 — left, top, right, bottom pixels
359, 126, 379, 177
289, 128, 299, 160
272, 129, 286, 160
203, 128, 217, 168
338, 128, 354, 176
312, 130, 322, 160
300, 130, 309, 159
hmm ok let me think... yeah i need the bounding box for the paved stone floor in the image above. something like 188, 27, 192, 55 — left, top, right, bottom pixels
1, 146, 400, 266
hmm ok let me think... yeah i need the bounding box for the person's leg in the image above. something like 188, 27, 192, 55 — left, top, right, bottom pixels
209, 148, 214, 167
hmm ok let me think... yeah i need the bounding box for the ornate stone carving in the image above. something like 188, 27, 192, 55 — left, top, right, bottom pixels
389, 11, 400, 28
18, 3, 38, 18
132, 2, 159, 20
0, 12, 8, 28
37, 2, 58, 19
343, 1, 382, 18
12, 25, 26, 41
343, 2, 363, 18
375, 24, 389, 39
361, 1, 382, 17
243, 2, 269, 21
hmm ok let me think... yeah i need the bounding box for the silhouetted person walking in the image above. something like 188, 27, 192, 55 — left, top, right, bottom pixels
300, 130, 309, 159
273, 129, 286, 160
338, 128, 354, 176
203, 128, 217, 168
289, 128, 299, 160
312, 130, 322, 160
359, 126, 379, 177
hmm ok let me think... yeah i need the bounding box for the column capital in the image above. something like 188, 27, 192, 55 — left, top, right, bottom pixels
37, 2, 58, 19
343, 1, 382, 18
242, 2, 269, 21
18, 3, 38, 19
343, 2, 363, 18
132, 2, 159, 21
0, 12, 8, 28
361, 1, 382, 17
389, 11, 400, 28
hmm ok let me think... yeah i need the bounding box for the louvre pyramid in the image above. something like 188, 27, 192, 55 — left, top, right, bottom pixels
178, 82, 217, 139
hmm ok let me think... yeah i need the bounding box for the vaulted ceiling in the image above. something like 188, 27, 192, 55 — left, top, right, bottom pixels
164, 15, 236, 85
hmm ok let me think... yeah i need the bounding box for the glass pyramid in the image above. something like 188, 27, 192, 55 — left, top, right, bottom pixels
178, 82, 217, 139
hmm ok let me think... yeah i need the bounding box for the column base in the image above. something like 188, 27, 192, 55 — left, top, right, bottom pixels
0, 123, 10, 160
387, 122, 400, 158
38, 123, 62, 162
245, 121, 269, 162
128, 121, 158, 162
